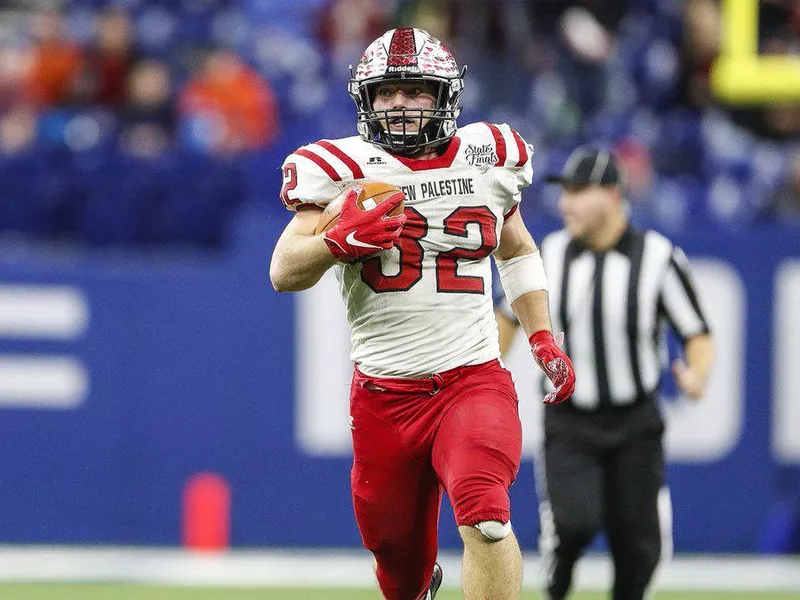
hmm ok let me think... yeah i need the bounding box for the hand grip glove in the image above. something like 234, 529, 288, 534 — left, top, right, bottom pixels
323, 189, 406, 262
529, 330, 576, 405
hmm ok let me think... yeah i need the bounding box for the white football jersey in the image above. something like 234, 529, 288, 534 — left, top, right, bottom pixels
280, 122, 533, 377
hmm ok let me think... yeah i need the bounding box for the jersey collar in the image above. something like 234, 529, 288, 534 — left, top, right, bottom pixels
389, 137, 461, 171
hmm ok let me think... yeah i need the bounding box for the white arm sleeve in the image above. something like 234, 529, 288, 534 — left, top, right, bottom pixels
495, 250, 548, 305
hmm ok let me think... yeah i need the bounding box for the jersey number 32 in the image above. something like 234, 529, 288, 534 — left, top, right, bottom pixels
361, 206, 497, 294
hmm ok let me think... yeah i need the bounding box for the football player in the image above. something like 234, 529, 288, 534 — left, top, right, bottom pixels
270, 28, 575, 600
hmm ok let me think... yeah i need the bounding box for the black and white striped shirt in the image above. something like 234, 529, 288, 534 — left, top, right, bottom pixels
502, 226, 709, 411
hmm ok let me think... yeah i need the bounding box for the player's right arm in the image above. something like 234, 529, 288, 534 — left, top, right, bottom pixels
269, 144, 405, 292
270, 206, 337, 292
270, 147, 344, 292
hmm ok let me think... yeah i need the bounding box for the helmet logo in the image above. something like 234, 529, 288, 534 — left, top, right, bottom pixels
387, 27, 418, 67
386, 65, 420, 73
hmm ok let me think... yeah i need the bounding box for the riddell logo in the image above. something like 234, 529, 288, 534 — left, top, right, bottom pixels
386, 65, 420, 73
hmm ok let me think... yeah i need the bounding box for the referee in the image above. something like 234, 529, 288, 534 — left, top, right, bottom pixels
497, 147, 714, 600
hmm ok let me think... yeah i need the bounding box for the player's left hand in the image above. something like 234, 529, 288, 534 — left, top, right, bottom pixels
672, 359, 707, 400
529, 330, 576, 404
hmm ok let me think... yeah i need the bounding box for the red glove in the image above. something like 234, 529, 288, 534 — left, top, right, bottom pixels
529, 330, 576, 405
323, 188, 406, 262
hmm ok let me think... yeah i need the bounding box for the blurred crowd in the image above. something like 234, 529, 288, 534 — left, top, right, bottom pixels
0, 0, 798, 247
0, 0, 280, 246
385, 0, 800, 230
0, 2, 279, 157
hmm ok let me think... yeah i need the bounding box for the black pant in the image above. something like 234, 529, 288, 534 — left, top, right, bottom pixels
538, 399, 666, 600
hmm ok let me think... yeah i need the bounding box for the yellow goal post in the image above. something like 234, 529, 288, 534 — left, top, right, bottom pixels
711, 0, 800, 104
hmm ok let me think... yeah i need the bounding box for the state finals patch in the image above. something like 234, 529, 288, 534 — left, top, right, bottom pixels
464, 143, 498, 169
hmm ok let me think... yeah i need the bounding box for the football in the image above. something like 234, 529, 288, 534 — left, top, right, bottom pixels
314, 182, 405, 234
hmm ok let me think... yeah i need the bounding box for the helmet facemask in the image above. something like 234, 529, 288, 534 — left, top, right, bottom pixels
349, 28, 466, 157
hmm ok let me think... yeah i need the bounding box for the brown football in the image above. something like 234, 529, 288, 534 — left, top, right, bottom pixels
314, 181, 405, 235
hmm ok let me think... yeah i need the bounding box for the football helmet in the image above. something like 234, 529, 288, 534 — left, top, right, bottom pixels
349, 28, 466, 156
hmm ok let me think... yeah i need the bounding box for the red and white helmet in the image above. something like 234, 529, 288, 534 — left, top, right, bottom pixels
348, 28, 466, 156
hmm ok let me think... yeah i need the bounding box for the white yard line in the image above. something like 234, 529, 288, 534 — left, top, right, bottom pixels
0, 547, 797, 591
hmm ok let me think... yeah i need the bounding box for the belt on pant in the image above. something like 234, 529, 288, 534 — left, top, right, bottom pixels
355, 359, 500, 395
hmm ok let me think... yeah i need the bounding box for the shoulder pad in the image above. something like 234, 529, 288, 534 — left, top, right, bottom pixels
459, 122, 533, 169
279, 138, 366, 211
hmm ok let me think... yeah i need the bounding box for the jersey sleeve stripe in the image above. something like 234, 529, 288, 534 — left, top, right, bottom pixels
484, 122, 507, 166
295, 148, 342, 182
317, 140, 365, 180
280, 193, 301, 208
511, 130, 528, 167
503, 204, 519, 219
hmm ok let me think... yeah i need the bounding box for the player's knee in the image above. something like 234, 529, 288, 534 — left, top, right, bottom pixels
474, 519, 512, 541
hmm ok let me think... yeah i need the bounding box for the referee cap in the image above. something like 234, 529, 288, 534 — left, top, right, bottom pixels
545, 146, 625, 189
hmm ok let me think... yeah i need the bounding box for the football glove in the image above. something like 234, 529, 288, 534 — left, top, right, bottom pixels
323, 188, 406, 262
529, 329, 576, 405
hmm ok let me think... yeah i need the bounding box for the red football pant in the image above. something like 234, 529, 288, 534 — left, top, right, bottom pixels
349, 359, 522, 600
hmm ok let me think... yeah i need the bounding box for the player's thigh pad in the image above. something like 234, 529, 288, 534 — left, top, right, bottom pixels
349, 381, 441, 554
431, 370, 522, 526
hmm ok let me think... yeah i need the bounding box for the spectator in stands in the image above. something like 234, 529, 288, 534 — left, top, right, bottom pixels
534, 0, 629, 65
768, 149, 800, 223
535, 0, 630, 118
71, 8, 138, 109
179, 49, 279, 154
25, 8, 83, 108
395, 0, 449, 43
398, 0, 538, 111
0, 44, 29, 110
119, 60, 176, 159
316, 0, 389, 70
614, 137, 654, 202
0, 106, 37, 155
678, 0, 720, 109
0, 43, 37, 155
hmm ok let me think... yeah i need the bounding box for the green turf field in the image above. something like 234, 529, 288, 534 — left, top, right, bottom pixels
0, 586, 794, 599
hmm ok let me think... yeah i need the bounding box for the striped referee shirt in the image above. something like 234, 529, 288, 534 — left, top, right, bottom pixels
502, 225, 710, 410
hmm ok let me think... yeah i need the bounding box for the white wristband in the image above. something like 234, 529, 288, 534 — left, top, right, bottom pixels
496, 251, 548, 304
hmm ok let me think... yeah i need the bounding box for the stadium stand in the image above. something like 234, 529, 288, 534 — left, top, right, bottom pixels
0, 0, 797, 246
